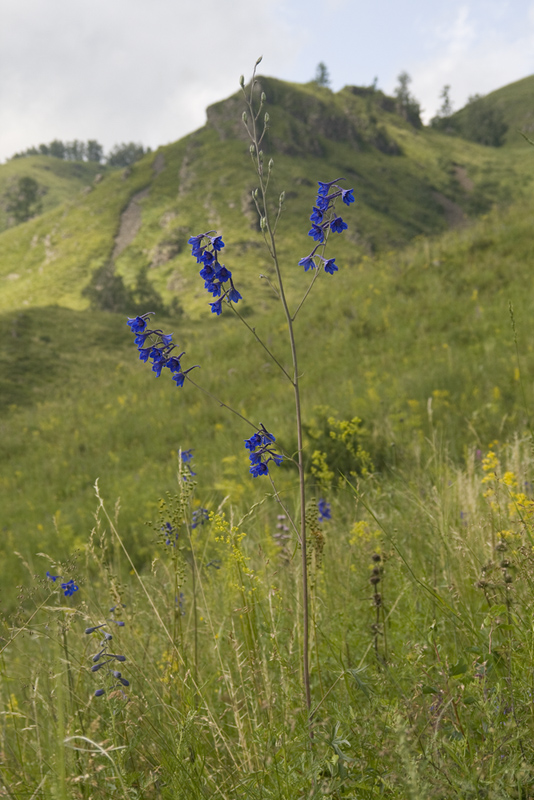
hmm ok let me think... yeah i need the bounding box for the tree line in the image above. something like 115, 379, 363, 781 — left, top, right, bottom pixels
313, 62, 507, 146
10, 139, 151, 167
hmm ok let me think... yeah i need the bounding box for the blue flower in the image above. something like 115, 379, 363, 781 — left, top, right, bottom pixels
190, 231, 243, 311
317, 179, 342, 196
245, 432, 262, 450
320, 256, 338, 274
127, 315, 149, 333
330, 216, 348, 234
318, 499, 331, 521
46, 571, 59, 582
341, 188, 355, 205
245, 425, 282, 478
308, 223, 325, 242
192, 508, 210, 528
309, 207, 324, 224
299, 255, 316, 271
61, 579, 79, 597
173, 372, 185, 387
181, 449, 194, 463
228, 286, 242, 303
211, 235, 225, 251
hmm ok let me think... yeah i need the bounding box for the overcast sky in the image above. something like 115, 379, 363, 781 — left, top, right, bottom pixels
2, 0, 534, 163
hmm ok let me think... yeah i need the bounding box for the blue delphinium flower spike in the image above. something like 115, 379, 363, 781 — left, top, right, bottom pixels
189, 232, 242, 313
127, 314, 198, 389
299, 179, 353, 273
245, 424, 283, 477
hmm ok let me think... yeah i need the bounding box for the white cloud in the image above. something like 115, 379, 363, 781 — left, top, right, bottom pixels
0, 0, 298, 160
409, 3, 534, 120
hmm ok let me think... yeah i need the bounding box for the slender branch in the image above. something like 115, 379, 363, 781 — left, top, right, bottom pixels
228, 304, 293, 382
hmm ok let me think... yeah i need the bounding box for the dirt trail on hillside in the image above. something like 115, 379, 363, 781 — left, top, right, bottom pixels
112, 187, 150, 259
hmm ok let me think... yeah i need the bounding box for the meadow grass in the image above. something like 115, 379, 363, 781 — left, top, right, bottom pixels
3, 436, 534, 798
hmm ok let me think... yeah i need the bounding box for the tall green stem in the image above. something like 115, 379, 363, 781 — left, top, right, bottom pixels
243, 64, 311, 716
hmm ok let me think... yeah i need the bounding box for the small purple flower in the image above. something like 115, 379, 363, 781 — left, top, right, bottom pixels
127, 315, 149, 333
308, 223, 326, 242
317, 179, 342, 196
61, 579, 79, 597
320, 256, 338, 274
318, 499, 331, 522
228, 286, 242, 303
192, 508, 210, 528
299, 255, 316, 271
330, 216, 348, 234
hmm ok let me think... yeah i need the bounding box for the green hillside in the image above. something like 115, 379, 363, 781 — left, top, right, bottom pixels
448, 73, 534, 147
1, 76, 532, 318
0, 155, 104, 233
1, 72, 534, 586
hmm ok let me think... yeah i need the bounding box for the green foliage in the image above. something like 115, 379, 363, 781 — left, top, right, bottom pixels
313, 61, 331, 88
106, 142, 151, 167
5, 175, 42, 223
456, 94, 509, 147
394, 71, 422, 129
306, 407, 375, 488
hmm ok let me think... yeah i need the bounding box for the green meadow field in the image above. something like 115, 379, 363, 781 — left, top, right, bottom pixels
2, 74, 534, 798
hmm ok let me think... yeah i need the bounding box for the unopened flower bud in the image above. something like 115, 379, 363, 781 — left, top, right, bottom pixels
279, 191, 285, 204
249, 144, 255, 156
255, 56, 263, 66
242, 111, 248, 123
264, 112, 269, 124
239, 75, 245, 88
94, 689, 105, 697
268, 158, 274, 171
260, 217, 267, 230
261, 92, 266, 103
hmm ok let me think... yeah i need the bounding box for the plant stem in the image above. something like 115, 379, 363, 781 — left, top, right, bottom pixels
244, 68, 311, 717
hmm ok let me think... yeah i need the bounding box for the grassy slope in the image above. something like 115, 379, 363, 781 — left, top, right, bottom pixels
449, 73, 534, 147
0, 155, 104, 233
1, 76, 532, 316
2, 74, 534, 586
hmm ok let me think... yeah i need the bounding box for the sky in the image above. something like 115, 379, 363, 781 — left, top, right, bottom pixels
2, 0, 534, 163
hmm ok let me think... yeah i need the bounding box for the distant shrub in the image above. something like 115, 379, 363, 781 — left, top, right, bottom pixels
4, 176, 43, 224
106, 142, 151, 167
394, 71, 422, 129
460, 95, 508, 147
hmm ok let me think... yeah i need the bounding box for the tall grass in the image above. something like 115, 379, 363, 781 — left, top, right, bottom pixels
3, 436, 534, 798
